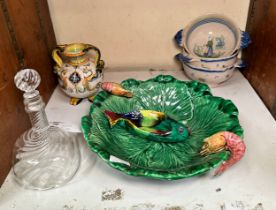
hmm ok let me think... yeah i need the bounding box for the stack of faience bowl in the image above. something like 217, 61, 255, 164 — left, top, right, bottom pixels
175, 14, 251, 87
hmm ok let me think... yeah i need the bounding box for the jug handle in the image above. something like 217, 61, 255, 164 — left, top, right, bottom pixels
84, 44, 103, 67
52, 45, 66, 68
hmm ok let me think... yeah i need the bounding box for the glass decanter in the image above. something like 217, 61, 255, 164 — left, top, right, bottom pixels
13, 69, 81, 190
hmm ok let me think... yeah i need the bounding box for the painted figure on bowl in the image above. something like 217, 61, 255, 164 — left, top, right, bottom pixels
193, 33, 226, 58
204, 33, 214, 57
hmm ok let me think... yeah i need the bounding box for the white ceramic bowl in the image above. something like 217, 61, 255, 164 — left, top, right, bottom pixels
178, 59, 245, 87
175, 50, 241, 70
175, 14, 251, 58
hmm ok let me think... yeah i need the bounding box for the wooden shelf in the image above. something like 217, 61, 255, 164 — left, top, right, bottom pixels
1, 68, 276, 210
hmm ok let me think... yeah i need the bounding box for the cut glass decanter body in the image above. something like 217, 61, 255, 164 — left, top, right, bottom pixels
13, 69, 80, 190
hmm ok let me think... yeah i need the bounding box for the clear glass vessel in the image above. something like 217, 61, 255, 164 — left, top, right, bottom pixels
13, 69, 80, 190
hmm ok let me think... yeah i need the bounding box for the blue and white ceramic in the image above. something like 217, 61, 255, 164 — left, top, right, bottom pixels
177, 57, 246, 87
175, 14, 251, 58
174, 14, 250, 86
175, 50, 240, 70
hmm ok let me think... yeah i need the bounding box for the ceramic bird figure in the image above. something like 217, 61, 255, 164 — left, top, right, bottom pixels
200, 131, 246, 175
104, 110, 165, 127
101, 82, 133, 98
104, 110, 189, 143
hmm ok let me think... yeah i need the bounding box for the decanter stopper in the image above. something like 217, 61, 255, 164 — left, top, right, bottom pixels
12, 69, 80, 190
14, 69, 41, 93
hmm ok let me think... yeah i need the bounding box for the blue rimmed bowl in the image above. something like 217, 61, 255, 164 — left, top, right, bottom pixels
174, 14, 251, 59
176, 55, 246, 87
175, 50, 241, 70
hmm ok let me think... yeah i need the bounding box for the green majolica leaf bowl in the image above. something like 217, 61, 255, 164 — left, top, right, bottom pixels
81, 75, 243, 180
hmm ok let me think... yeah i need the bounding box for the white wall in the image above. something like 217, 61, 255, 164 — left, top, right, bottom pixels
48, 0, 250, 69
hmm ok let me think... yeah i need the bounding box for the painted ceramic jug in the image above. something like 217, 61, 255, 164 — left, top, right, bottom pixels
52, 43, 104, 105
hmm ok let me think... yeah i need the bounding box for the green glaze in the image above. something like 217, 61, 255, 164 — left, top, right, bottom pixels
81, 75, 243, 180
115, 117, 190, 143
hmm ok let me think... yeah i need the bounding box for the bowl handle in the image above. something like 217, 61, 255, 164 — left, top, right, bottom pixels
175, 53, 193, 63
234, 59, 247, 69
240, 30, 251, 49
174, 29, 184, 47
175, 52, 200, 63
